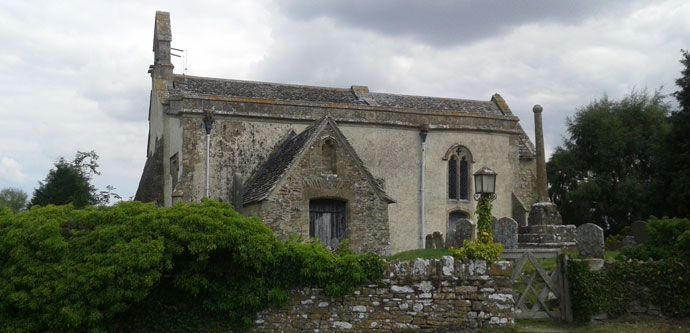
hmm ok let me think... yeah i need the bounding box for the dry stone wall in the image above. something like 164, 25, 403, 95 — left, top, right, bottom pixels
254, 257, 515, 332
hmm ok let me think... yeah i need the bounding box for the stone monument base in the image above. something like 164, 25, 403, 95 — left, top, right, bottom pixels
519, 202, 577, 251
518, 225, 577, 251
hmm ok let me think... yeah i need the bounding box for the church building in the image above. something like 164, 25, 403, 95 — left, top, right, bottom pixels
136, 12, 540, 256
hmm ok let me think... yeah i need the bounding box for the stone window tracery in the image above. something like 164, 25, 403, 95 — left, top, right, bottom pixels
445, 145, 472, 200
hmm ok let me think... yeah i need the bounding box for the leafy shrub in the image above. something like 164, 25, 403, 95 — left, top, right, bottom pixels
569, 255, 690, 321
451, 196, 504, 262
0, 200, 384, 332
451, 239, 504, 262
621, 217, 690, 262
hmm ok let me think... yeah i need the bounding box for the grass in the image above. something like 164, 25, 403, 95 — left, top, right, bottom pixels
386, 248, 452, 261
485, 316, 690, 332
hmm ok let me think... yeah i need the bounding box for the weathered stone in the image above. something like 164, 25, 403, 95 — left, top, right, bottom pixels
494, 217, 518, 249
577, 223, 604, 258
446, 218, 474, 248
432, 231, 444, 249
425, 234, 434, 249
528, 202, 562, 225
622, 235, 636, 248
630, 220, 648, 244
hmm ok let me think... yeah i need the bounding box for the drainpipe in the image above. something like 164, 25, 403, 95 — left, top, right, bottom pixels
202, 110, 215, 198
419, 124, 429, 248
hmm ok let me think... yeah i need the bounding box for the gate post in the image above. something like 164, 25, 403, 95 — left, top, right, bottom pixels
558, 254, 573, 322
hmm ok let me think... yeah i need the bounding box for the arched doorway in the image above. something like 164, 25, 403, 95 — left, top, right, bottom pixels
309, 199, 346, 248
449, 210, 469, 232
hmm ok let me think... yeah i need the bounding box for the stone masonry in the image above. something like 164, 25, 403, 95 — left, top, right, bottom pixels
244, 124, 392, 256
254, 257, 515, 331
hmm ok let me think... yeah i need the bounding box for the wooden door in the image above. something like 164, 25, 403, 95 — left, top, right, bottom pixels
309, 199, 346, 248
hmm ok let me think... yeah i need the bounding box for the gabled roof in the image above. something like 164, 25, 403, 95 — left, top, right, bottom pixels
171, 75, 505, 116
517, 124, 536, 160
243, 116, 394, 206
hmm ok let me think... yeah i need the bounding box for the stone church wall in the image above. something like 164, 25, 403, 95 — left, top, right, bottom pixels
244, 126, 391, 256
174, 100, 530, 254
253, 257, 515, 331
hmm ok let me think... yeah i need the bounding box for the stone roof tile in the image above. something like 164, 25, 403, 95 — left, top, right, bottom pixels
242, 124, 319, 206
172, 75, 502, 115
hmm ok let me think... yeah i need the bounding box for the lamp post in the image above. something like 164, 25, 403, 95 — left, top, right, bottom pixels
473, 167, 497, 201
473, 167, 497, 243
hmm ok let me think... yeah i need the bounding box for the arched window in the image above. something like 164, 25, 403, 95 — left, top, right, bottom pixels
309, 199, 346, 248
446, 146, 472, 200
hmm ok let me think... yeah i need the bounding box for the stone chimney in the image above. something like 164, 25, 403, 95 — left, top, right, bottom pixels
149, 11, 173, 81
533, 104, 548, 203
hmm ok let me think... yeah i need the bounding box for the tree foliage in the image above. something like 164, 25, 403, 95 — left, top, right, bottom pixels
657, 50, 690, 218
0, 187, 28, 213
0, 200, 384, 332
29, 151, 120, 208
547, 90, 670, 233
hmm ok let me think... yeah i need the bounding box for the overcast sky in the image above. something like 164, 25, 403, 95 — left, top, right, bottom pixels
1, 0, 688, 202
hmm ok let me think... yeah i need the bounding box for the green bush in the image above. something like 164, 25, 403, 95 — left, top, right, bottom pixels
450, 195, 504, 262
621, 217, 690, 261
451, 239, 504, 262
571, 217, 690, 320
0, 200, 384, 332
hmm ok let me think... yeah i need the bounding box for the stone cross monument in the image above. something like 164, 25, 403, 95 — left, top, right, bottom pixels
518, 105, 576, 250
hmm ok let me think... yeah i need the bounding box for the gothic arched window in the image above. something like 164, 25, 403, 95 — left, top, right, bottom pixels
446, 146, 472, 200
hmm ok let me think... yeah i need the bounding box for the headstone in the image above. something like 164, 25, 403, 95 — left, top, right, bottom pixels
432, 231, 444, 249
622, 235, 636, 248
425, 234, 434, 249
446, 218, 474, 248
630, 221, 648, 244
528, 202, 563, 225
577, 223, 604, 258
494, 217, 518, 249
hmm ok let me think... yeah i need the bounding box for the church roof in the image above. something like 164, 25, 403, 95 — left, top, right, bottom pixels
243, 116, 394, 206
171, 75, 537, 160
171, 75, 505, 116
517, 125, 536, 159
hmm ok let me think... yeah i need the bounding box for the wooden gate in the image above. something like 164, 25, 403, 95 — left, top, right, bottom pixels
501, 249, 572, 322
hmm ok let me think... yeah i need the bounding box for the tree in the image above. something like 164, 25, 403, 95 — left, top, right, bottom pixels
29, 151, 108, 208
0, 188, 28, 213
658, 50, 690, 218
547, 90, 670, 234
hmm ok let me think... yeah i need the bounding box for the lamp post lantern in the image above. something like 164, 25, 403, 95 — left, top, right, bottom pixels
473, 167, 497, 201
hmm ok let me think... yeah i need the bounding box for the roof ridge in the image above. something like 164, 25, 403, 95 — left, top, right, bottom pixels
174, 74, 494, 104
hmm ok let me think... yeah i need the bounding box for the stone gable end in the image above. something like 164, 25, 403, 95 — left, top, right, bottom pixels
245, 123, 392, 256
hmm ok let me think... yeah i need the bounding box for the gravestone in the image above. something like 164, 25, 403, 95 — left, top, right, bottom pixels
446, 218, 474, 248
432, 231, 444, 249
630, 220, 649, 244
577, 223, 604, 258
622, 236, 636, 247
425, 234, 434, 249
494, 217, 518, 249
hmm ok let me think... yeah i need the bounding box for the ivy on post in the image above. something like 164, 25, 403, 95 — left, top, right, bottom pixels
451, 167, 504, 262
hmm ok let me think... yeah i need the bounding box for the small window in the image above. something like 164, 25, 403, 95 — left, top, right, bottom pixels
322, 138, 337, 174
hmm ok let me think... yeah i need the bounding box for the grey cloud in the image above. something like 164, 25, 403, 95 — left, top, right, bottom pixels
276, 0, 637, 47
